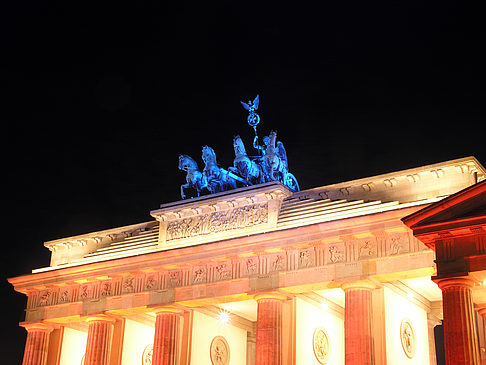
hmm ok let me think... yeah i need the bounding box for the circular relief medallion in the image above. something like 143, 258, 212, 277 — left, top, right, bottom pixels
142, 343, 153, 365
400, 318, 417, 359
210, 336, 230, 365
313, 327, 331, 364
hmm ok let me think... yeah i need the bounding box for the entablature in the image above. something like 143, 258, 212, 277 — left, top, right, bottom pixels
10, 208, 439, 324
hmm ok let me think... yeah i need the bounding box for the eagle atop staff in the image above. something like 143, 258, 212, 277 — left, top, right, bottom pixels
240, 94, 260, 131
240, 94, 259, 113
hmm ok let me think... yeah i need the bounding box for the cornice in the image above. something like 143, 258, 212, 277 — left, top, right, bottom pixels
44, 221, 157, 252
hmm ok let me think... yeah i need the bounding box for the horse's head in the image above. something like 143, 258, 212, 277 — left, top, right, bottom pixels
233, 135, 246, 156
268, 130, 277, 146
202, 146, 216, 164
179, 154, 198, 171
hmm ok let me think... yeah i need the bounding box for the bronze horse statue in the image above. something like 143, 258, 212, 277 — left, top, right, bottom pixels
178, 154, 207, 199
202, 146, 239, 194
230, 135, 262, 185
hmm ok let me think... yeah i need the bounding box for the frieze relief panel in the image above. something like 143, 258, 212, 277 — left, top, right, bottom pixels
358, 238, 378, 260
192, 265, 207, 285
327, 242, 345, 264
213, 263, 233, 281
151, 183, 292, 248
144, 273, 160, 290
298, 248, 316, 269
241, 256, 259, 276
167, 270, 182, 288
166, 203, 268, 241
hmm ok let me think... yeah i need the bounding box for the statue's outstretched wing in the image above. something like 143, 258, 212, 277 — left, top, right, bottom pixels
276, 141, 288, 170
240, 101, 250, 111
253, 94, 260, 110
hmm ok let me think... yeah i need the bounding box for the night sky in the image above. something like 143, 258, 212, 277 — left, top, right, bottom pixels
2, 1, 485, 362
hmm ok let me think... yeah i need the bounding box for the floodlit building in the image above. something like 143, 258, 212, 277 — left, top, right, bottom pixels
9, 156, 486, 365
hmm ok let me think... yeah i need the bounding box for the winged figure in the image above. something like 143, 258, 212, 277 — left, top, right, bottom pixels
240, 94, 259, 112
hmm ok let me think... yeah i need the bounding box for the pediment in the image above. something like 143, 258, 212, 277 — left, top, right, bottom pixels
402, 180, 486, 230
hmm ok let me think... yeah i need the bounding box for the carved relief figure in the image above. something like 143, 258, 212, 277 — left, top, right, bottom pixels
122, 276, 135, 293
272, 254, 286, 271
389, 233, 409, 255
359, 239, 376, 258
299, 248, 315, 268
210, 336, 230, 365
328, 245, 344, 263
145, 275, 157, 290
101, 282, 112, 297
400, 318, 417, 359
58, 290, 69, 303
193, 267, 206, 284
168, 270, 181, 288
80, 285, 89, 300
39, 291, 51, 306
142, 343, 153, 365
313, 327, 331, 364
246, 257, 258, 275
215, 264, 232, 281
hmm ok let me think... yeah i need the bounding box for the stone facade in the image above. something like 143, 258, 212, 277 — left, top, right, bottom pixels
9, 156, 486, 365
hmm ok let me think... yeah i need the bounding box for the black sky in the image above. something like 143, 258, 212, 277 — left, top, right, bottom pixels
2, 1, 485, 362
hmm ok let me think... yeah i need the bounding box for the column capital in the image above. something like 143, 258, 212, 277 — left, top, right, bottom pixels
341, 279, 376, 291
436, 276, 476, 290
152, 305, 184, 315
254, 291, 288, 302
85, 314, 116, 323
476, 304, 486, 317
20, 322, 53, 333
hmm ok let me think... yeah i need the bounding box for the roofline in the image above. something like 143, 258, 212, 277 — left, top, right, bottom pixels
401, 179, 486, 228
297, 156, 485, 197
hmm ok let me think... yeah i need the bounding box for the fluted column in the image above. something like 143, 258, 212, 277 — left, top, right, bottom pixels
476, 307, 486, 365
84, 316, 114, 365
342, 280, 375, 365
21, 323, 52, 365
437, 277, 480, 365
152, 307, 182, 365
254, 292, 286, 365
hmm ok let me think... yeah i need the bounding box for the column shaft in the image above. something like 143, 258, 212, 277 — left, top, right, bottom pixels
84, 318, 113, 365
343, 282, 374, 365
22, 325, 52, 365
255, 293, 286, 365
152, 309, 181, 365
438, 278, 480, 365
477, 308, 486, 365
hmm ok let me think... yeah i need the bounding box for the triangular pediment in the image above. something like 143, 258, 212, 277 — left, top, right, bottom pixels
402, 180, 486, 229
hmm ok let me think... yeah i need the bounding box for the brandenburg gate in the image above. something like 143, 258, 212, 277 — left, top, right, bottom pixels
9, 154, 486, 365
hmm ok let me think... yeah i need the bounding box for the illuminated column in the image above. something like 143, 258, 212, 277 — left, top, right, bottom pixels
254, 292, 286, 365
476, 307, 486, 365
437, 277, 480, 365
342, 281, 375, 365
84, 316, 114, 365
21, 323, 52, 365
152, 307, 182, 365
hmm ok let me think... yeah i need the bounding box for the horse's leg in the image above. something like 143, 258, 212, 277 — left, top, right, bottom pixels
181, 183, 190, 199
